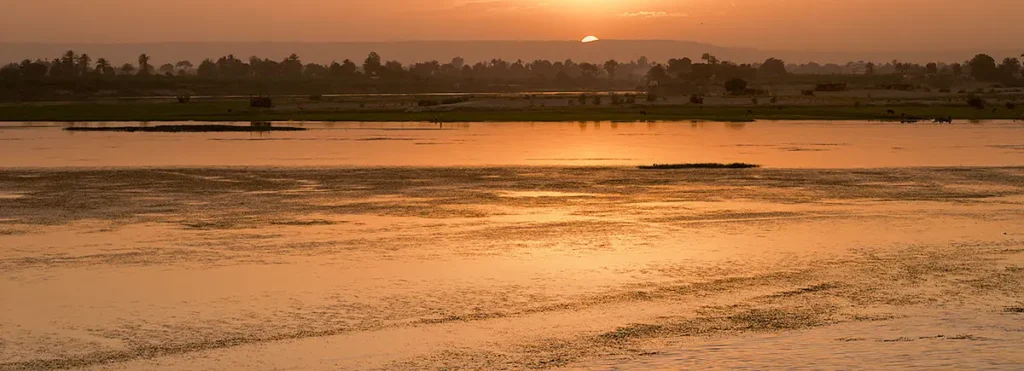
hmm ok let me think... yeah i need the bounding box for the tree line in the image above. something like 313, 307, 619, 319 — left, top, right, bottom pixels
1, 50, 1022, 100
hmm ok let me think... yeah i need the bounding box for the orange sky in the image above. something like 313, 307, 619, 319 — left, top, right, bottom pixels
3, 0, 1022, 51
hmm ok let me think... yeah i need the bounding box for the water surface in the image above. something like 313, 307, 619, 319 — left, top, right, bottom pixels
1, 120, 1022, 168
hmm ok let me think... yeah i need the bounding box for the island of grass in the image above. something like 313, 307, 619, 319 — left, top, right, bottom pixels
64, 124, 307, 133
638, 163, 761, 170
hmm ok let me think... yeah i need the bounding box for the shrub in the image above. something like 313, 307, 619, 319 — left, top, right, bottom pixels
647, 93, 658, 102
814, 82, 847, 92
689, 94, 704, 104
1007, 102, 1017, 110
967, 95, 986, 109
593, 95, 603, 105
724, 78, 748, 94
441, 96, 469, 105
610, 94, 623, 105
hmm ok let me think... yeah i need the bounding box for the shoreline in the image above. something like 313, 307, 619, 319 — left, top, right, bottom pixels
2, 102, 1021, 122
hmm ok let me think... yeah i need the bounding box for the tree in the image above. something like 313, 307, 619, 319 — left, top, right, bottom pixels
998, 58, 1022, 81
175, 60, 194, 75
667, 58, 692, 79
159, 63, 175, 75
95, 58, 114, 76
451, 57, 465, 70
968, 54, 998, 81
724, 78, 748, 94
646, 64, 668, 84
701, 53, 719, 65
76, 53, 92, 76
759, 58, 787, 77
381, 60, 405, 79
281, 54, 303, 78
603, 59, 619, 80
49, 50, 78, 78
120, 63, 137, 75
0, 63, 19, 80
136, 54, 153, 75
865, 62, 876, 75
20, 60, 49, 80
303, 63, 328, 78
925, 62, 938, 75
950, 63, 963, 76
196, 59, 217, 78
363, 52, 382, 76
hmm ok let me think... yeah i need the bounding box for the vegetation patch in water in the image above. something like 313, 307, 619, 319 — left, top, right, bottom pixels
638, 163, 761, 170
64, 125, 306, 133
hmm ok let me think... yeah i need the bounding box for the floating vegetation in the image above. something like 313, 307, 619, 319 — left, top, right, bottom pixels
64, 125, 306, 132
638, 163, 760, 170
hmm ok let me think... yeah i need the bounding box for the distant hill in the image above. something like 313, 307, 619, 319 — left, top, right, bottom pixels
1, 41, 1016, 66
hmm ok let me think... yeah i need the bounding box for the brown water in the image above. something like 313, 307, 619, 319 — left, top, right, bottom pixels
1, 120, 1022, 168
1, 122, 1023, 370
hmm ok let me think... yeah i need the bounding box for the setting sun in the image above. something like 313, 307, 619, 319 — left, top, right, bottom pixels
581, 36, 599, 43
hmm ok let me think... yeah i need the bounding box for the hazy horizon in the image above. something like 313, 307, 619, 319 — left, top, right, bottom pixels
3, 40, 1020, 67
3, 0, 1022, 52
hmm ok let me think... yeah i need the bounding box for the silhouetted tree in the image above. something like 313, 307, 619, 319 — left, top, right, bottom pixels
759, 58, 787, 77
666, 58, 692, 79
21, 60, 49, 80
137, 54, 152, 76
196, 59, 217, 78
76, 53, 92, 76
646, 64, 668, 84
603, 59, 619, 80
0, 63, 19, 80
998, 57, 1022, 81
363, 52, 382, 77
968, 54, 998, 81
925, 62, 938, 75
281, 54, 303, 79
724, 78, 748, 94
865, 62, 875, 75
381, 60, 405, 79
175, 60, 194, 75
950, 63, 963, 76
159, 63, 175, 75
94, 58, 114, 76
120, 63, 136, 75
701, 53, 719, 65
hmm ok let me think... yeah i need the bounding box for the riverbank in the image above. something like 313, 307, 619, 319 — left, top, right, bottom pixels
2, 100, 1021, 122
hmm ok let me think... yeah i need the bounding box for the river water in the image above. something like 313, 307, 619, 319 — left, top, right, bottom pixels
1, 120, 1022, 168
0, 121, 1022, 370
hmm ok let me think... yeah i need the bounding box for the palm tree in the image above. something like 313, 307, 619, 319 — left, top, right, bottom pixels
76, 54, 92, 76
137, 54, 151, 75
95, 58, 112, 75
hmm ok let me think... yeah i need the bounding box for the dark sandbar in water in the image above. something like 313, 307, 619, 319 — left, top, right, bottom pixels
64, 125, 306, 133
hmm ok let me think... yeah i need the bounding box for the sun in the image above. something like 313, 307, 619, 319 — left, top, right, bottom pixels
581, 36, 600, 43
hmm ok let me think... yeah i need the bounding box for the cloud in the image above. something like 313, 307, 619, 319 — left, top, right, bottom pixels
619, 11, 688, 18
